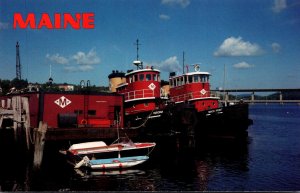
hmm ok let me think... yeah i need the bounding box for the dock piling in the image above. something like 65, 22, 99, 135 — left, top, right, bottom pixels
33, 121, 47, 169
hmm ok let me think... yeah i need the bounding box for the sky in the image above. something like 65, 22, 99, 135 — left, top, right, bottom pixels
0, 0, 300, 90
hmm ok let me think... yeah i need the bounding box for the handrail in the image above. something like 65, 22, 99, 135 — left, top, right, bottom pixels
170, 90, 216, 102
122, 89, 155, 101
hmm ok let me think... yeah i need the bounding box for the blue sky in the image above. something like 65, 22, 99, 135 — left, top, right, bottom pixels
0, 0, 299, 90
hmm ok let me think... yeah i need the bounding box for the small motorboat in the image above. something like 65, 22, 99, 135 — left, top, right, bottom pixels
67, 137, 156, 156
74, 155, 149, 170
63, 133, 156, 170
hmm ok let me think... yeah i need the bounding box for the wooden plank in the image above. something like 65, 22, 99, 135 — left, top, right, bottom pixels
33, 121, 47, 168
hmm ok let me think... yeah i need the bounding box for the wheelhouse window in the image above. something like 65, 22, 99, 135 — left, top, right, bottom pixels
188, 75, 193, 84
200, 75, 209, 83
200, 75, 205, 82
153, 74, 157, 81
180, 77, 184, 86
146, 74, 151, 81
134, 74, 138, 82
177, 77, 181, 86
139, 74, 144, 81
194, 75, 199, 83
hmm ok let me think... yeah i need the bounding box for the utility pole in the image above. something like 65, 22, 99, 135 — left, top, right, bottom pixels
16, 41, 22, 80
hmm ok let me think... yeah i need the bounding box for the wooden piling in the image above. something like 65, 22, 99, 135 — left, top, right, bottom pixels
21, 97, 31, 150
12, 96, 22, 140
33, 121, 47, 168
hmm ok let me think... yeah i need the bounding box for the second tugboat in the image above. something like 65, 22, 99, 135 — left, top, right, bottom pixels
168, 63, 252, 137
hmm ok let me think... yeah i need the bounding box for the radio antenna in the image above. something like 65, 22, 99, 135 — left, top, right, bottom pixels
133, 39, 143, 69
182, 51, 185, 74
134, 39, 141, 61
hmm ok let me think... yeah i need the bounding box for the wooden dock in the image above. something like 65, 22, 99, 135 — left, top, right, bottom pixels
45, 127, 139, 141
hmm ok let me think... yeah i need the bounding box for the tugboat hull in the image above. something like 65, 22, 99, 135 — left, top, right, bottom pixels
171, 103, 252, 138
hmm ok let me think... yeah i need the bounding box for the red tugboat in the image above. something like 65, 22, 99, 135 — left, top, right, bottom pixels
168, 64, 252, 137
108, 41, 251, 137
108, 40, 169, 130
169, 64, 219, 111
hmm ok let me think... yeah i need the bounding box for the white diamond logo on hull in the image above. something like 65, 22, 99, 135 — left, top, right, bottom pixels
200, 89, 206, 95
148, 83, 156, 90
54, 96, 72, 108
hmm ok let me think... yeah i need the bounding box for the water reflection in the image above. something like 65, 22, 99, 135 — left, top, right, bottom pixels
0, 126, 250, 191
70, 168, 155, 191
74, 168, 146, 178
147, 130, 250, 191
2, 104, 300, 191
0, 129, 32, 192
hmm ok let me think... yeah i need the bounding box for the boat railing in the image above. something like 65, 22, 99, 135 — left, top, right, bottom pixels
123, 89, 155, 101
170, 90, 213, 103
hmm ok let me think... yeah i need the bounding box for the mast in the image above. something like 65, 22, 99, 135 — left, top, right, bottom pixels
48, 64, 53, 84
182, 51, 185, 74
133, 39, 143, 69
223, 63, 227, 107
134, 39, 141, 61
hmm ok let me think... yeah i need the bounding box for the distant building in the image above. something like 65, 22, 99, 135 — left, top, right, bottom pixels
58, 84, 74, 91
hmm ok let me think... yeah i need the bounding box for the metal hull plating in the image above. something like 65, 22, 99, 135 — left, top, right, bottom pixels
171, 102, 252, 137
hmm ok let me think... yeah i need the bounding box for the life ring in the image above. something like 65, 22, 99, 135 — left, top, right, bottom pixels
194, 64, 200, 72
81, 119, 87, 124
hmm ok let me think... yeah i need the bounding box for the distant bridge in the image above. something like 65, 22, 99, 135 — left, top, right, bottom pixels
211, 88, 300, 104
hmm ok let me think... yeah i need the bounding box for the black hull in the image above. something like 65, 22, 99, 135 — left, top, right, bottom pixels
124, 103, 252, 139
124, 109, 173, 136
171, 103, 252, 138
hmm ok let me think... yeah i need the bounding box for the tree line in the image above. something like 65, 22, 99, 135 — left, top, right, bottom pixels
0, 78, 109, 95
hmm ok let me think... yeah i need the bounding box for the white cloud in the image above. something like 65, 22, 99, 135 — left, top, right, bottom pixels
46, 54, 69, 65
272, 0, 287, 13
233, 61, 254, 69
72, 48, 100, 66
159, 14, 171, 20
0, 22, 9, 29
152, 56, 181, 72
214, 36, 264, 57
63, 66, 78, 72
161, 0, 190, 8
271, 42, 281, 53
46, 48, 101, 72
64, 65, 94, 72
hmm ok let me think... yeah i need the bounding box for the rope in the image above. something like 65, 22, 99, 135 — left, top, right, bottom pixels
146, 145, 156, 156
27, 124, 34, 145
129, 109, 155, 129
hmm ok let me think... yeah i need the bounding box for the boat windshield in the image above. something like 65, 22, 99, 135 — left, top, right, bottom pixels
119, 137, 135, 146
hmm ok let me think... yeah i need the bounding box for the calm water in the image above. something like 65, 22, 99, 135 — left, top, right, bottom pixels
0, 104, 300, 191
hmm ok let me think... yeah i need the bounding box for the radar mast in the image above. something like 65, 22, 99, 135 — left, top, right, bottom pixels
133, 39, 143, 69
